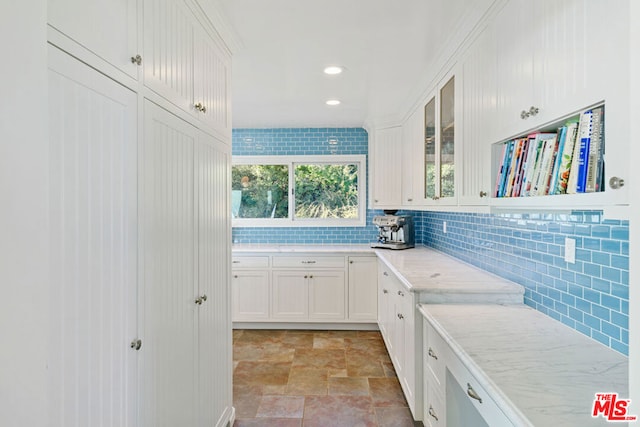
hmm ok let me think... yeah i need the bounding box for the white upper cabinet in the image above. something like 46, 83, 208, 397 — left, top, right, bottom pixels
193, 21, 232, 134
370, 126, 402, 209
48, 0, 139, 78
401, 108, 424, 207
144, 0, 231, 136
459, 23, 497, 205
494, 0, 627, 142
421, 70, 460, 207
143, 0, 196, 112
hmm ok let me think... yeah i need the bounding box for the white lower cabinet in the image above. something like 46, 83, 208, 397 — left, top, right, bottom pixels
232, 270, 270, 320
271, 270, 310, 320
348, 256, 378, 321
377, 260, 420, 419
308, 270, 346, 320
232, 253, 376, 324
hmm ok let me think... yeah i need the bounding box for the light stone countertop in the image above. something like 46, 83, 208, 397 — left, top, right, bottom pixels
232, 245, 525, 301
419, 303, 630, 427
375, 246, 525, 300
232, 243, 375, 254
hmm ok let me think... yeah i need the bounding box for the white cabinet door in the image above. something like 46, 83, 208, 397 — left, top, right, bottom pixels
48, 0, 139, 78
459, 23, 496, 205
371, 126, 402, 208
348, 256, 378, 321
308, 270, 346, 320
272, 271, 309, 320
193, 22, 231, 135
143, 0, 196, 113
195, 132, 232, 426
401, 109, 425, 207
142, 100, 198, 427
495, 0, 536, 140
232, 271, 270, 320
48, 45, 138, 427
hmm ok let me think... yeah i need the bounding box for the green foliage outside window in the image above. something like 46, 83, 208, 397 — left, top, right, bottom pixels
294, 164, 359, 219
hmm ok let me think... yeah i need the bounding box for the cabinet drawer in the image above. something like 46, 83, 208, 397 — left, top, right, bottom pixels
424, 380, 445, 427
446, 352, 514, 427
272, 255, 345, 269
425, 323, 447, 387
231, 256, 269, 268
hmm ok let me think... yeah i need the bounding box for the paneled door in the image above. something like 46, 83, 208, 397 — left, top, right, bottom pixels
142, 100, 198, 427
195, 132, 233, 425
48, 45, 138, 427
193, 23, 231, 134
143, 0, 196, 113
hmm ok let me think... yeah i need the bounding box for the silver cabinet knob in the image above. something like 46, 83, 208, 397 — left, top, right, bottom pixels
479, 190, 487, 197
130, 339, 142, 351
397, 313, 404, 320
130, 54, 142, 66
529, 106, 539, 116
397, 290, 404, 297
383, 289, 388, 294
609, 176, 625, 189
194, 102, 204, 112
195, 294, 207, 305
520, 110, 529, 119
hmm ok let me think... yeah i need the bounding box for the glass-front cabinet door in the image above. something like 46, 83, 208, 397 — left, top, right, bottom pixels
424, 97, 436, 200
422, 74, 457, 204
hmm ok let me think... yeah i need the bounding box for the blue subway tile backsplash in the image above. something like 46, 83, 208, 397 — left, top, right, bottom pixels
231, 127, 629, 355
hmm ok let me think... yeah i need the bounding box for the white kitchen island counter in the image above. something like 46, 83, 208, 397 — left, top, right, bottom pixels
419, 303, 630, 427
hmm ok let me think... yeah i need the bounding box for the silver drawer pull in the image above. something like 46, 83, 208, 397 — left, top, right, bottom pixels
428, 347, 438, 360
467, 383, 483, 403
428, 405, 439, 421
383, 271, 389, 276
232, 260, 240, 263
301, 260, 316, 264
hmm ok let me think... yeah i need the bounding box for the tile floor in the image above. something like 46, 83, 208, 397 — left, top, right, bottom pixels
233, 329, 422, 427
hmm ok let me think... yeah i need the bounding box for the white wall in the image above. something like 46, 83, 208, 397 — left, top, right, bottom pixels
629, 0, 639, 416
0, 2, 49, 426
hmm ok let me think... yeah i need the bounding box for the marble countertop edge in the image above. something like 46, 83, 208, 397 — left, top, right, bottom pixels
418, 304, 534, 426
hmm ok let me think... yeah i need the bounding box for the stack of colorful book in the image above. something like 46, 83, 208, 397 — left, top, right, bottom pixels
493, 106, 604, 198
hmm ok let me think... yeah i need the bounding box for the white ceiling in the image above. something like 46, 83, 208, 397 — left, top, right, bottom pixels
212, 0, 479, 128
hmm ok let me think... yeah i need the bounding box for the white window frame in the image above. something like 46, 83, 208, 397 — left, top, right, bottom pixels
232, 155, 367, 227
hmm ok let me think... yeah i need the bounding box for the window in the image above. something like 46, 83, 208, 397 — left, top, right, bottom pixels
232, 155, 366, 227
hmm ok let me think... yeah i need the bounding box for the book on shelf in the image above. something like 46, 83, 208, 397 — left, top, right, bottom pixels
505, 138, 526, 197
494, 143, 509, 197
575, 109, 595, 193
496, 140, 515, 197
547, 126, 567, 195
554, 120, 579, 194
586, 106, 604, 192
531, 134, 558, 196
512, 137, 530, 197
522, 133, 556, 197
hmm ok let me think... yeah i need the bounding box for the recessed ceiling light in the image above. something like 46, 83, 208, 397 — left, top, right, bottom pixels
323, 66, 343, 75
326, 99, 341, 106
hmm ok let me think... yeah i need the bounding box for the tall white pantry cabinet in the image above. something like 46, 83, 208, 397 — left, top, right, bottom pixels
46, 1, 234, 426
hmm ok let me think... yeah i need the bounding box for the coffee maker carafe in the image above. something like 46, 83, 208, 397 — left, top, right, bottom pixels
370, 211, 415, 250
